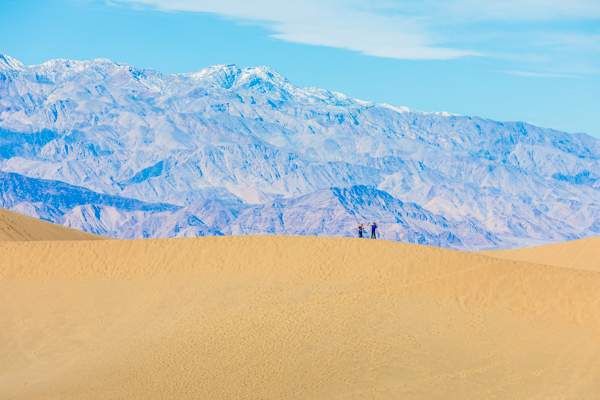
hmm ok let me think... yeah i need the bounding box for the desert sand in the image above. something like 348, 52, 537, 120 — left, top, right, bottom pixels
1, 211, 600, 399
482, 236, 600, 272
0, 208, 104, 242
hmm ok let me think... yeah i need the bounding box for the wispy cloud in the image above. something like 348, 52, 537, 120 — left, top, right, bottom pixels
502, 71, 583, 79
417, 0, 600, 22
113, 0, 479, 60
115, 0, 600, 69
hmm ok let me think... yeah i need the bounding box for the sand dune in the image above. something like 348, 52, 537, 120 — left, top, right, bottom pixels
0, 208, 104, 242
482, 236, 600, 272
2, 233, 600, 399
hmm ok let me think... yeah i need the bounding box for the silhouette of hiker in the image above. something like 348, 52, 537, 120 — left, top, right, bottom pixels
358, 223, 363, 238
371, 222, 377, 239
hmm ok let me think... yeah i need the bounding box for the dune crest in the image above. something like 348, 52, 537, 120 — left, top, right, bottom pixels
482, 235, 600, 272
0, 207, 105, 242
2, 235, 600, 399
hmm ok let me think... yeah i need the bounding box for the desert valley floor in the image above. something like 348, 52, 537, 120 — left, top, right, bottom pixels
1, 207, 600, 399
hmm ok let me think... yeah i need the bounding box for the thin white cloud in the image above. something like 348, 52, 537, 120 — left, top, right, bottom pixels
116, 0, 478, 60
418, 0, 600, 21
502, 71, 583, 78
532, 33, 600, 52
115, 0, 600, 66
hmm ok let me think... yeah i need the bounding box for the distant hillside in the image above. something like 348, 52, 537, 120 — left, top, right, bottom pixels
1, 53, 600, 249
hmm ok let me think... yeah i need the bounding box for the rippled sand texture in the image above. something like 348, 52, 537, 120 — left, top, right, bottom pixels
1, 211, 599, 399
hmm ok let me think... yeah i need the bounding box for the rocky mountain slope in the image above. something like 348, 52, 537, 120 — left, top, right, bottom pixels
1, 53, 599, 249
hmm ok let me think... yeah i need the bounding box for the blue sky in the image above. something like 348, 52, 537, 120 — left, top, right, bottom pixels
1, 0, 599, 137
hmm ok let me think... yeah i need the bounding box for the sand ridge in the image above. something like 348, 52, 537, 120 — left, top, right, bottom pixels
481, 236, 600, 272
2, 235, 600, 399
0, 208, 105, 242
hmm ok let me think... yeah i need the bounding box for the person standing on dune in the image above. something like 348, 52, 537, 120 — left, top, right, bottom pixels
371, 222, 377, 239
358, 223, 363, 238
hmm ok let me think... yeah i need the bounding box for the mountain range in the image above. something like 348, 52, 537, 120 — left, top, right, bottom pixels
1, 53, 599, 249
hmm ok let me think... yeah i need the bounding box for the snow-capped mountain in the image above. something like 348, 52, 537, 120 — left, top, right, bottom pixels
1, 53, 599, 249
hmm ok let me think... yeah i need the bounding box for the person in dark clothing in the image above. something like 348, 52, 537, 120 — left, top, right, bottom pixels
358, 223, 364, 238
371, 222, 377, 239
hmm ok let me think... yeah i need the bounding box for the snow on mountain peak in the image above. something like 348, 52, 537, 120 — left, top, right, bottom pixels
0, 53, 27, 72
184, 63, 241, 86
1, 54, 362, 105
30, 57, 133, 83
182, 63, 340, 102
381, 104, 412, 114
184, 64, 290, 91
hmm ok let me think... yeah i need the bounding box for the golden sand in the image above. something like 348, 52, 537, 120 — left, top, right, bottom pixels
1, 210, 599, 399
0, 208, 104, 242
482, 236, 600, 272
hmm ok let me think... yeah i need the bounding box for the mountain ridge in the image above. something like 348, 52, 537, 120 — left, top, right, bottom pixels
1, 54, 599, 249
